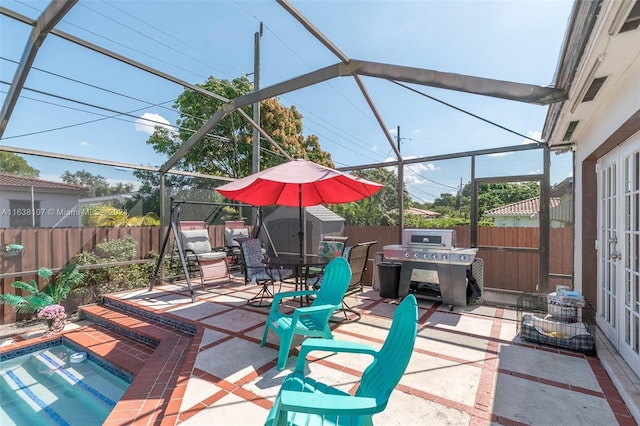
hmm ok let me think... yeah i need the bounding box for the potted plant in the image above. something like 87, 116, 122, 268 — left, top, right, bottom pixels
0, 264, 84, 331
36, 304, 67, 335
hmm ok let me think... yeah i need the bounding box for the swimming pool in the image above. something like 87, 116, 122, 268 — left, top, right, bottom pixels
0, 343, 130, 426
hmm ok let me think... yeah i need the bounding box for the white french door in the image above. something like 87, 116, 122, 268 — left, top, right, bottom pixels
597, 135, 640, 375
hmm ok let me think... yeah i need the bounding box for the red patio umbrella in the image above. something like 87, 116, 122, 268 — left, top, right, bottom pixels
216, 159, 382, 265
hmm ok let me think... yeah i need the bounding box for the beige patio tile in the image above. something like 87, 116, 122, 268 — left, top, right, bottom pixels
492, 372, 618, 425
167, 300, 233, 320
180, 392, 268, 425
416, 326, 489, 361
373, 389, 471, 425
426, 310, 494, 337
180, 375, 222, 412
496, 343, 601, 391
402, 350, 482, 407
195, 337, 277, 384
201, 308, 266, 332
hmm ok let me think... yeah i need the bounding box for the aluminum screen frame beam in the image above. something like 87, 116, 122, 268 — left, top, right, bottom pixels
353, 60, 566, 106
0, 0, 78, 138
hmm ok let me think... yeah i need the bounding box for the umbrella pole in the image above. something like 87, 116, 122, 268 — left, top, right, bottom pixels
298, 184, 304, 284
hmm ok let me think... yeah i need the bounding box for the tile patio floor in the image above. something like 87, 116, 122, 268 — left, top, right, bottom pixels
1, 274, 638, 425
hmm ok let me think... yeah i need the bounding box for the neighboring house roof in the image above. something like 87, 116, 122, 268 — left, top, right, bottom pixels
0, 173, 88, 193
483, 197, 560, 217
405, 207, 440, 217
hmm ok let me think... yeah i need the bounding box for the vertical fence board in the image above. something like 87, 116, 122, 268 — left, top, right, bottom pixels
50, 228, 66, 269
67, 228, 81, 263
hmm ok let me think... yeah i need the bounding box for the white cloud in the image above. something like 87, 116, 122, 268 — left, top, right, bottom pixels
421, 162, 437, 171
489, 131, 543, 156
79, 141, 90, 146
522, 130, 542, 144
488, 151, 512, 157
135, 113, 172, 135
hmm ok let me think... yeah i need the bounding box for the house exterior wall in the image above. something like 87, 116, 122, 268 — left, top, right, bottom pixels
491, 216, 565, 228
573, 53, 640, 294
0, 189, 82, 227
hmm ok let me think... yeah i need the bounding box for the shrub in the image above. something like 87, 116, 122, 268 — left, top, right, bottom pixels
71, 237, 159, 304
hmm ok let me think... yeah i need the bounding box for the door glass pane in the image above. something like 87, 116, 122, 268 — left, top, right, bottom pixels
625, 310, 630, 345
632, 152, 640, 191
631, 315, 640, 354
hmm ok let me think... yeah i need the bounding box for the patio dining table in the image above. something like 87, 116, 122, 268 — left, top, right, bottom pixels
264, 254, 328, 305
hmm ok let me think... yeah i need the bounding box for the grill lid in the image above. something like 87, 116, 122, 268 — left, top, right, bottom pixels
402, 229, 456, 248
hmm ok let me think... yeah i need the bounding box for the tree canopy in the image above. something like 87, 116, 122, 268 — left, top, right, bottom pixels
428, 181, 540, 224
134, 75, 334, 219
143, 75, 333, 179
0, 152, 39, 178
61, 169, 135, 198
330, 168, 409, 226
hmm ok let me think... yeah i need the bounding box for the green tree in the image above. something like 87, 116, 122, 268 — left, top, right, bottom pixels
475, 182, 539, 217
61, 169, 134, 198
136, 75, 333, 216
0, 152, 39, 177
330, 168, 409, 226
142, 75, 332, 180
429, 181, 540, 222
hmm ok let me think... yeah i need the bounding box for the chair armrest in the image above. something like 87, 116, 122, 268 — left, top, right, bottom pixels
279, 391, 379, 416
272, 290, 316, 304
295, 338, 378, 373
291, 304, 339, 321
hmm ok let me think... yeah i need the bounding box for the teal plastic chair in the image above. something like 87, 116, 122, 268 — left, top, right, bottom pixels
265, 294, 418, 426
260, 257, 352, 371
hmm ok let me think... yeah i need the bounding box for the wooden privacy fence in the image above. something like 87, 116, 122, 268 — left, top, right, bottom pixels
0, 225, 573, 324
342, 226, 574, 294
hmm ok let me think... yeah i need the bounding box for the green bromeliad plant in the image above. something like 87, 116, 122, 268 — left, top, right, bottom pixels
0, 264, 84, 314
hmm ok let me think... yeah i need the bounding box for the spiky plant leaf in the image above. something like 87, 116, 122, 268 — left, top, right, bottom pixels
37, 267, 53, 280
10, 280, 40, 293
0, 293, 28, 307
24, 293, 54, 311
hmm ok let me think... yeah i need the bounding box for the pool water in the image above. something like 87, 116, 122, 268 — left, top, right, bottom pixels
0, 344, 129, 426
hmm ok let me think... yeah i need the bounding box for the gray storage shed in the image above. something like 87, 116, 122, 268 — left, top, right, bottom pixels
263, 205, 346, 256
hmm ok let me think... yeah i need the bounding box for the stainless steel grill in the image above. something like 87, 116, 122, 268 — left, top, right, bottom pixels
383, 229, 479, 310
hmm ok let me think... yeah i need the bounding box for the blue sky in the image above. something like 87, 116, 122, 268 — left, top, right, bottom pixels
0, 0, 575, 203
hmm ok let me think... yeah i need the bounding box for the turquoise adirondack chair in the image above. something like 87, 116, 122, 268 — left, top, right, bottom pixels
261, 257, 352, 371
265, 294, 418, 426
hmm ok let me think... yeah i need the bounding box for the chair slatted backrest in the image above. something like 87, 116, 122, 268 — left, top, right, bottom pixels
311, 257, 351, 307
345, 241, 376, 290
355, 294, 418, 406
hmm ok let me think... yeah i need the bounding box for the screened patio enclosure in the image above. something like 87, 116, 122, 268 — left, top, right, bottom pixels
0, 0, 572, 296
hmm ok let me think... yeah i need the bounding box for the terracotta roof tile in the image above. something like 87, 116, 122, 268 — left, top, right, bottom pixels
483, 196, 560, 216
0, 173, 88, 192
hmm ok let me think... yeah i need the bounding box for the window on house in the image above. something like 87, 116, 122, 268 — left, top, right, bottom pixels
620, 1, 640, 33
9, 200, 41, 227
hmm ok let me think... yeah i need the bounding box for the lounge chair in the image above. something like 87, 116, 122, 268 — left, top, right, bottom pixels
179, 221, 229, 288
